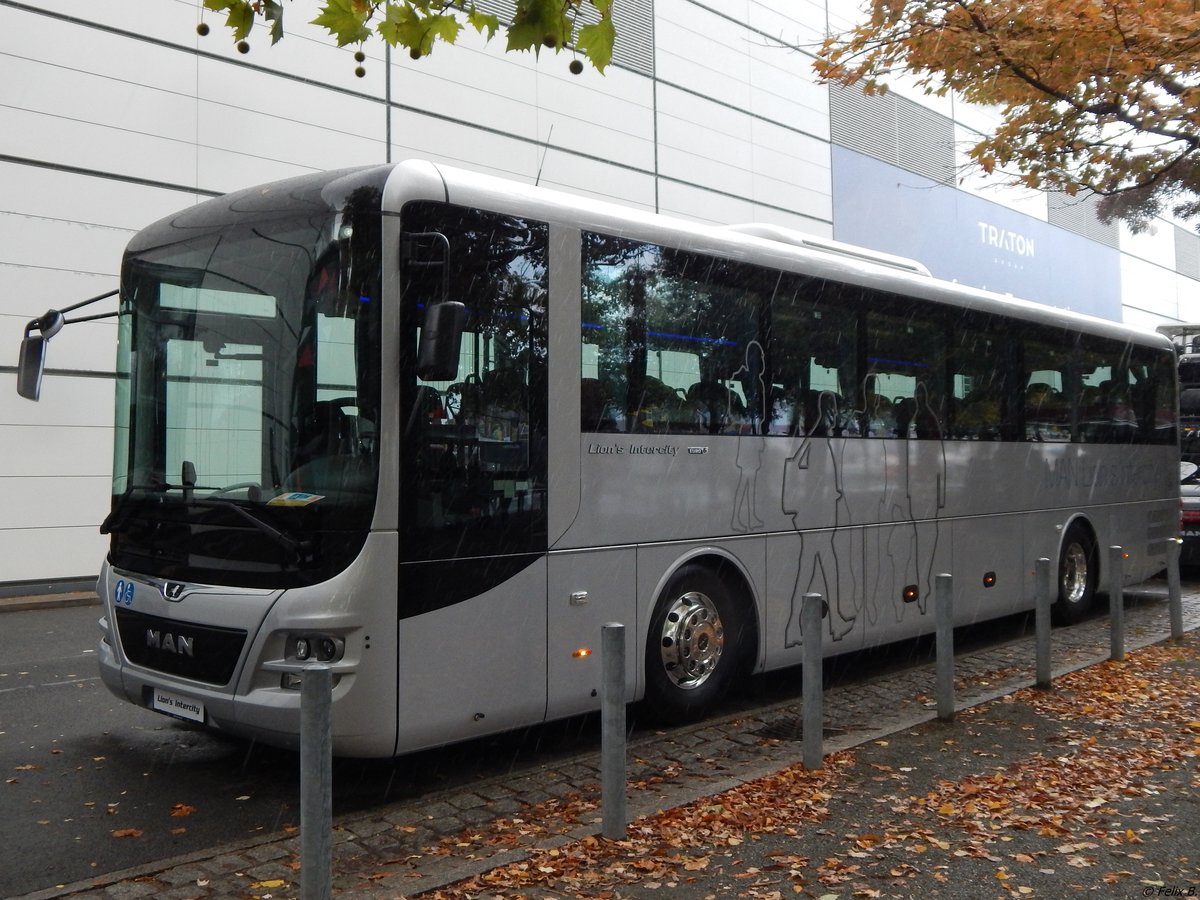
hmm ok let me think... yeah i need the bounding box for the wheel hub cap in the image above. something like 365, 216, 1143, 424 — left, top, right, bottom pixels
659, 591, 725, 690
1061, 542, 1089, 604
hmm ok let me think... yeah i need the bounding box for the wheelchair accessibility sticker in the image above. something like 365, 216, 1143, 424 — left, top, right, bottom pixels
113, 579, 136, 607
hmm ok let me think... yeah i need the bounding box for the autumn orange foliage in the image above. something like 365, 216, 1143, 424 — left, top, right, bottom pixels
412, 634, 1199, 898
814, 0, 1200, 230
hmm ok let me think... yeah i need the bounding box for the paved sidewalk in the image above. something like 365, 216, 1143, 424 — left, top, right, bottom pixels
16, 581, 1200, 900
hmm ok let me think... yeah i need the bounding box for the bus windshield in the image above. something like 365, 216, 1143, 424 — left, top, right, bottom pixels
107, 188, 382, 589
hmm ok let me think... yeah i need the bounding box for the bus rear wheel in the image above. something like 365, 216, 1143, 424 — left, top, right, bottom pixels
1054, 523, 1098, 625
645, 563, 748, 723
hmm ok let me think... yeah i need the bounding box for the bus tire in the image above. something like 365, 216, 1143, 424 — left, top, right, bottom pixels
1054, 523, 1098, 625
644, 562, 749, 724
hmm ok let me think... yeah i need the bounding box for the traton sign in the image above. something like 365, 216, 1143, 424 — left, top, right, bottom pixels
977, 221, 1035, 258
831, 147, 1121, 321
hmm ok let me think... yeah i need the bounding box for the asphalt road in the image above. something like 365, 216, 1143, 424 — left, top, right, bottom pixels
0, 605, 291, 894
0, 604, 626, 897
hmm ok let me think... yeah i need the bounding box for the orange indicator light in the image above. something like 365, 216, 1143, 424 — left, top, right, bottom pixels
573, 647, 592, 659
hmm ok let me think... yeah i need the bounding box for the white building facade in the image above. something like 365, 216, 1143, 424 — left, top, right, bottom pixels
2, 0, 1197, 591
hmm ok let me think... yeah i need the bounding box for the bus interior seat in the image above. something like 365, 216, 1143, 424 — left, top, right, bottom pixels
581, 378, 618, 431
406, 384, 444, 435
687, 380, 744, 433
288, 399, 374, 494
295, 399, 354, 466
482, 367, 527, 410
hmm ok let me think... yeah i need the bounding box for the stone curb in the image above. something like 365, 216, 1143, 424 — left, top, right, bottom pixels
0, 592, 99, 614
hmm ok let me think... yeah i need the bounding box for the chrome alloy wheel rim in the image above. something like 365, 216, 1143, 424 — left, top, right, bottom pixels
659, 590, 724, 690
1060, 542, 1089, 604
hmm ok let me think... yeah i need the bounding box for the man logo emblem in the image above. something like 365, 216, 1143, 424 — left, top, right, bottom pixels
146, 629, 194, 657
163, 582, 187, 602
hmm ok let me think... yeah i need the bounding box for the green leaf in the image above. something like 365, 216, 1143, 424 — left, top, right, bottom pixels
507, 0, 567, 54
199, 0, 614, 75
378, 4, 423, 49
263, 0, 285, 45
420, 13, 463, 52
577, 16, 615, 72
311, 0, 372, 47
378, 6, 462, 55
467, 7, 500, 41
204, 0, 255, 41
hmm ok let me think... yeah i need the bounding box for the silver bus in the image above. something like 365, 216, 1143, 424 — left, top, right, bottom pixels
18, 160, 1180, 756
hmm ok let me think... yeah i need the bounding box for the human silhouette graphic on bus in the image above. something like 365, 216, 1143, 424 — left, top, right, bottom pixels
782, 390, 860, 644
730, 340, 767, 533
780, 378, 949, 646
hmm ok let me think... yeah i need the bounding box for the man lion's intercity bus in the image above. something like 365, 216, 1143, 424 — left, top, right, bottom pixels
17, 161, 1180, 756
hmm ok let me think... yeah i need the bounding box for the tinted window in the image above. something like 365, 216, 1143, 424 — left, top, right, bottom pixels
111, 180, 384, 589
1129, 344, 1178, 445
399, 203, 549, 562
862, 301, 947, 439
579, 233, 1176, 448
582, 234, 766, 434
948, 311, 1018, 441
766, 275, 858, 436
1023, 331, 1075, 442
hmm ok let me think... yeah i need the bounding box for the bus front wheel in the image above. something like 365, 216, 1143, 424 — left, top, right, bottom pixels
1054, 523, 1098, 625
645, 563, 749, 723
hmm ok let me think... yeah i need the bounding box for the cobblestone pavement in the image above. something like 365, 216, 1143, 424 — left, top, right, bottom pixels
17, 581, 1200, 900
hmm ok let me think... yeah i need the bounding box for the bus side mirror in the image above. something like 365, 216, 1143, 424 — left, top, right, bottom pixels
14, 293, 117, 400
416, 301, 467, 382
17, 334, 47, 401
16, 310, 64, 401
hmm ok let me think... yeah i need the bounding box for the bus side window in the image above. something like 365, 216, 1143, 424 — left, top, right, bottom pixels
950, 313, 1008, 441
1130, 346, 1178, 445
581, 234, 760, 435
863, 307, 946, 439
767, 275, 856, 436
400, 202, 549, 560
1023, 334, 1074, 442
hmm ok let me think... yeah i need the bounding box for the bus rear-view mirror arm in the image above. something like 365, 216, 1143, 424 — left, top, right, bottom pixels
16, 289, 119, 401
416, 300, 467, 382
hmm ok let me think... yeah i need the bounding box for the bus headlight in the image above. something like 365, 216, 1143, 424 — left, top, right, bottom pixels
288, 633, 344, 663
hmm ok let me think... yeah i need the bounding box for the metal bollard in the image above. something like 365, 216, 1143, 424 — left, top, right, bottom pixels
600, 622, 627, 840
935, 574, 954, 720
300, 663, 333, 900
1109, 545, 1125, 662
801, 593, 824, 770
1167, 537, 1184, 641
1035, 558, 1053, 689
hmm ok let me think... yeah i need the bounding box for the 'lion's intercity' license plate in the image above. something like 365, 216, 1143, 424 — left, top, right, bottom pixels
151, 688, 205, 723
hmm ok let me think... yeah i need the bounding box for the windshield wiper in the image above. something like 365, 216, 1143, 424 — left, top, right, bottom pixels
103, 480, 310, 564
196, 496, 313, 563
